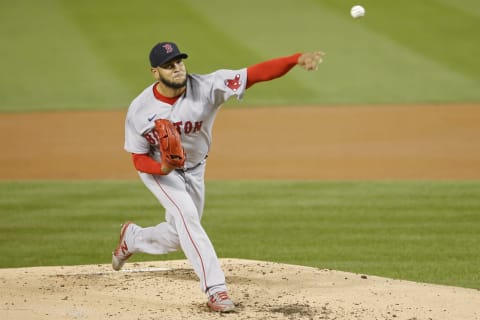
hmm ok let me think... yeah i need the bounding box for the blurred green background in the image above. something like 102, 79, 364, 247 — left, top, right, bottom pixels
1, 0, 479, 111
1, 180, 479, 289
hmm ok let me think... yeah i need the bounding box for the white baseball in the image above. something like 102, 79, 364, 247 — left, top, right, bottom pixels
350, 5, 366, 18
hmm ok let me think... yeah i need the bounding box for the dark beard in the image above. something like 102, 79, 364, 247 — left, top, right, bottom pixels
159, 74, 187, 89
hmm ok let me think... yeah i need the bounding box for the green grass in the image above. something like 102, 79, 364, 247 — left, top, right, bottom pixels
1, 180, 479, 290
1, 0, 479, 111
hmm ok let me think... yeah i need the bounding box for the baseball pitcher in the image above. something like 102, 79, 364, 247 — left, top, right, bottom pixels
112, 41, 324, 312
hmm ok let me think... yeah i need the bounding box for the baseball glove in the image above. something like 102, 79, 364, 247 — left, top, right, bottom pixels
155, 119, 185, 169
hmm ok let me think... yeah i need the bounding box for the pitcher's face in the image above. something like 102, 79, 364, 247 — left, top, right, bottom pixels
152, 58, 187, 89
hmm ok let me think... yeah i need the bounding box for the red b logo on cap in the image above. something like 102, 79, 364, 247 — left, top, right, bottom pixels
162, 44, 173, 54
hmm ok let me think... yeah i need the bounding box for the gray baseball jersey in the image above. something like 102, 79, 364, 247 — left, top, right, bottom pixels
124, 68, 247, 168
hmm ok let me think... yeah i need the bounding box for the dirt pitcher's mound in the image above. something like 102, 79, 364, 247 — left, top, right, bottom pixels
1, 259, 478, 320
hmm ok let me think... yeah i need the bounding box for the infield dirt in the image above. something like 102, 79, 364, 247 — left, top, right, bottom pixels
1, 259, 479, 320
1, 104, 479, 319
1, 104, 479, 180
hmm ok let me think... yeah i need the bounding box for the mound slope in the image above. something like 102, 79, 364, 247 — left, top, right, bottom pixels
1, 259, 478, 320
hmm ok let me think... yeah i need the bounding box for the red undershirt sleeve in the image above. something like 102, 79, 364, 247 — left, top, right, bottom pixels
131, 153, 163, 175
246, 53, 302, 89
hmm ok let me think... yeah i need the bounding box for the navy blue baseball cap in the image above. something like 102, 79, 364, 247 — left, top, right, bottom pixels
149, 42, 188, 67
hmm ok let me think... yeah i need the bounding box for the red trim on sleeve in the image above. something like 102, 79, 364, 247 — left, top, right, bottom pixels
132, 153, 163, 174
246, 53, 301, 89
